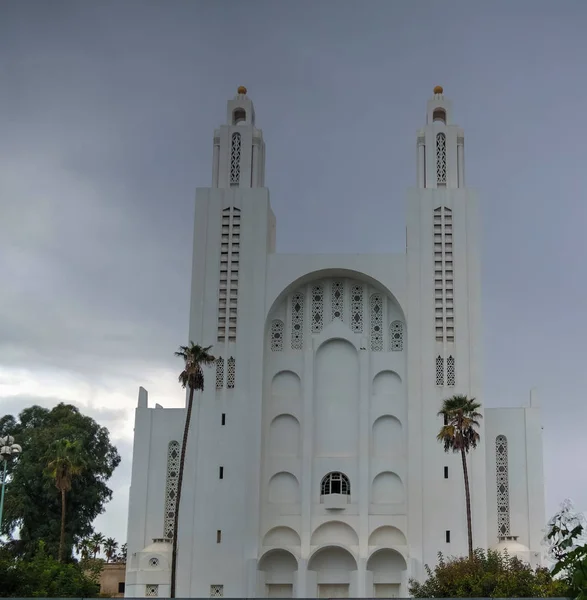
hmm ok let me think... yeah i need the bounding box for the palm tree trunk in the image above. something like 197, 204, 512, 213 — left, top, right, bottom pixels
461, 448, 473, 560
59, 487, 66, 562
171, 385, 194, 598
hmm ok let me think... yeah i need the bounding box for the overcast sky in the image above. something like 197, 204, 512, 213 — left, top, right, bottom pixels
2, 0, 587, 547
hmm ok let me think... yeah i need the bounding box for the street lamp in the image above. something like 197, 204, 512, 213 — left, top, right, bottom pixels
0, 435, 22, 531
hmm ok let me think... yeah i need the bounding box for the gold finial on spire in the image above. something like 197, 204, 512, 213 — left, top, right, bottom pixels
237, 85, 247, 95
433, 85, 444, 95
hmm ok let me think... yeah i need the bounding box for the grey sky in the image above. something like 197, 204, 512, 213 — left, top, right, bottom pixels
1, 0, 586, 546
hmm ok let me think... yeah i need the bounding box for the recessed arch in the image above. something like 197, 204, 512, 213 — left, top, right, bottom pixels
264, 268, 406, 327
372, 415, 402, 456
310, 521, 359, 547
373, 370, 402, 395
258, 548, 298, 593
367, 548, 407, 595
271, 371, 301, 397
263, 526, 301, 547
308, 545, 357, 589
433, 107, 447, 124
268, 472, 300, 504
232, 108, 246, 125
269, 414, 300, 456
372, 472, 404, 504
368, 526, 407, 547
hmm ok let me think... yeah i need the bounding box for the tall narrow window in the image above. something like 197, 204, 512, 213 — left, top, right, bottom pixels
370, 294, 383, 351
496, 435, 510, 536
270, 319, 284, 351
311, 284, 324, 333
445, 530, 451, 543
164, 441, 180, 539
218, 207, 241, 342
215, 357, 224, 390
331, 280, 344, 321
350, 284, 364, 333
436, 355, 444, 386
291, 292, 304, 350
219, 466, 224, 479
221, 413, 226, 426
447, 355, 455, 386
444, 466, 449, 479
390, 320, 404, 351
227, 357, 235, 389
436, 132, 446, 185
230, 132, 241, 185
216, 530, 222, 543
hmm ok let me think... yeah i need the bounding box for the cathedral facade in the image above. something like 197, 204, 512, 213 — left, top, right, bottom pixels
124, 87, 546, 598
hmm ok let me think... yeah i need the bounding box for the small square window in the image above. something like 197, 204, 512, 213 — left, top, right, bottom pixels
146, 584, 159, 597
210, 584, 224, 597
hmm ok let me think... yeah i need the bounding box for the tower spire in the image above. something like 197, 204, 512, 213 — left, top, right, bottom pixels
416, 86, 465, 189
211, 86, 266, 189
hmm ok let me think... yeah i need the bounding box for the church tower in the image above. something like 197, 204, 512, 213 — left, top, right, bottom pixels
181, 87, 276, 596
406, 86, 487, 572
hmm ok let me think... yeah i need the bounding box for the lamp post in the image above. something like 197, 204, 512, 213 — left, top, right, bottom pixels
0, 435, 22, 531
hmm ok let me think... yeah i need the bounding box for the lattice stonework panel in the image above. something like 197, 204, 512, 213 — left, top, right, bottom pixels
291, 292, 304, 350
270, 319, 284, 351
230, 133, 241, 185
210, 585, 224, 598
331, 280, 344, 321
215, 358, 224, 390
311, 284, 324, 333
145, 585, 159, 597
433, 206, 455, 345
446, 355, 455, 386
227, 357, 235, 389
436, 132, 446, 184
390, 320, 404, 351
369, 294, 383, 351
435, 355, 444, 386
164, 441, 180, 539
496, 435, 511, 536
350, 285, 364, 333
218, 207, 241, 342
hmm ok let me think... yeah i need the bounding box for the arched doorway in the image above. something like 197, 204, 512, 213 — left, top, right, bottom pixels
307, 546, 357, 598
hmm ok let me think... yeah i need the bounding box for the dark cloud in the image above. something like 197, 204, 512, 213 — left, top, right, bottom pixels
2, 0, 587, 537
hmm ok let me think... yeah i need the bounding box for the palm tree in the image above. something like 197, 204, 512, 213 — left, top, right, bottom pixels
170, 342, 215, 598
89, 532, 105, 559
104, 537, 118, 562
76, 538, 92, 561
45, 438, 86, 562
437, 394, 482, 560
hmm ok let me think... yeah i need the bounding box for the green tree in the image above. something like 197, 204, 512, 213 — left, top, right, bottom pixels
171, 342, 215, 598
409, 549, 569, 598
544, 499, 587, 599
0, 403, 120, 560
103, 537, 118, 562
44, 439, 86, 562
437, 394, 482, 560
0, 541, 100, 597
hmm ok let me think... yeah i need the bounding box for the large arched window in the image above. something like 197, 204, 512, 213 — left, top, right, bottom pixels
320, 472, 350, 496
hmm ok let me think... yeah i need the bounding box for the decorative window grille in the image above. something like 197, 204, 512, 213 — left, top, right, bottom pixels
350, 285, 364, 333
218, 207, 240, 342
496, 435, 510, 536
149, 557, 159, 567
331, 280, 344, 321
164, 441, 180, 539
291, 292, 304, 350
230, 133, 241, 185
270, 320, 284, 351
447, 355, 455, 386
390, 320, 404, 351
311, 284, 324, 333
215, 358, 224, 390
369, 294, 383, 351
210, 585, 224, 598
146, 584, 159, 597
436, 355, 444, 386
226, 357, 235, 389
436, 133, 446, 185
433, 206, 454, 344
320, 472, 350, 496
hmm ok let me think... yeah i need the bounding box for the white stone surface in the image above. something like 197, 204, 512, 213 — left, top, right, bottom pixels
124, 88, 546, 598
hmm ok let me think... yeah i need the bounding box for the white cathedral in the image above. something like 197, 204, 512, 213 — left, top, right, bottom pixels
125, 86, 546, 598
